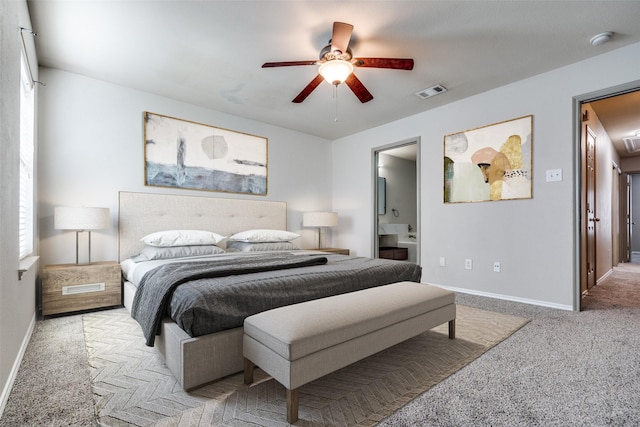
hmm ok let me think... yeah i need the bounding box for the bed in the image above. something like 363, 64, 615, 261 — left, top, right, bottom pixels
118, 191, 422, 390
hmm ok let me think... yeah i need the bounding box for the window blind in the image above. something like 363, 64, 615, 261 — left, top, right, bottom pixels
19, 51, 35, 259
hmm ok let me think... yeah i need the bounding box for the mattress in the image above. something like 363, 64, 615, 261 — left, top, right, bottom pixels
125, 251, 422, 345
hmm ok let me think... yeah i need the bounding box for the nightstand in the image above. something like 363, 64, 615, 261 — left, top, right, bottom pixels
317, 248, 350, 255
41, 261, 122, 316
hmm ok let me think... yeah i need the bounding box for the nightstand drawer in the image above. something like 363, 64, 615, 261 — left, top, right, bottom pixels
42, 262, 121, 316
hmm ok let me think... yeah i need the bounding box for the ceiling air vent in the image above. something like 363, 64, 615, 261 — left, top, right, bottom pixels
623, 136, 640, 153
415, 84, 447, 100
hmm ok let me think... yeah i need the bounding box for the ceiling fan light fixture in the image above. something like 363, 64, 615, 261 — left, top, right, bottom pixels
319, 60, 354, 85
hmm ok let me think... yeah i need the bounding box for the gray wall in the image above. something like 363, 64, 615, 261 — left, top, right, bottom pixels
37, 68, 334, 267
0, 0, 39, 415
332, 41, 640, 310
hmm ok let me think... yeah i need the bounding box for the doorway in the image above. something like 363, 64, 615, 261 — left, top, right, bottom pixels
576, 82, 640, 310
373, 139, 420, 264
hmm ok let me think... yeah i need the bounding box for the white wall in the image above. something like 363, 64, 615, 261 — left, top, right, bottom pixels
332, 41, 640, 310
37, 68, 333, 267
0, 0, 39, 416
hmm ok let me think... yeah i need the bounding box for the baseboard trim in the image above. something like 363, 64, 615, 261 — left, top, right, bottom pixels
0, 312, 36, 418
596, 268, 613, 285
430, 283, 574, 311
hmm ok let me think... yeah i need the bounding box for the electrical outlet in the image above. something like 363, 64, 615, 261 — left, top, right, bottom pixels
493, 261, 501, 272
465, 259, 472, 270
439, 257, 446, 267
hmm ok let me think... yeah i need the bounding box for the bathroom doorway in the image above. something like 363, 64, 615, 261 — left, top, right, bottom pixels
373, 138, 420, 264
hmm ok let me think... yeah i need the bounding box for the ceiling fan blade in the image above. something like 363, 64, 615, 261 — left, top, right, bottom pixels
345, 73, 373, 103
292, 74, 325, 103
262, 60, 318, 68
353, 58, 414, 70
330, 22, 354, 55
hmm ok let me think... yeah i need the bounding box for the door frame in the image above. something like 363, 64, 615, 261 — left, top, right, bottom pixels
372, 138, 421, 262
573, 79, 640, 311
611, 161, 621, 267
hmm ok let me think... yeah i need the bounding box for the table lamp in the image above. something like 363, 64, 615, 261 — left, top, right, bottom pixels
54, 206, 110, 264
303, 211, 338, 249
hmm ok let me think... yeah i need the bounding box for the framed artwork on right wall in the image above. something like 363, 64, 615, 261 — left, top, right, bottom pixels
444, 115, 533, 203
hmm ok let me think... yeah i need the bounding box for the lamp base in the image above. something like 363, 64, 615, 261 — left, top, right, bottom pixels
74, 230, 94, 265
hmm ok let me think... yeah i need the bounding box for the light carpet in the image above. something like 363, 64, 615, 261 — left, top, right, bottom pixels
83, 306, 528, 426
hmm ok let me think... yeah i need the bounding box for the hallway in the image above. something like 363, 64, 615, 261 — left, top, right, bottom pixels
582, 262, 640, 309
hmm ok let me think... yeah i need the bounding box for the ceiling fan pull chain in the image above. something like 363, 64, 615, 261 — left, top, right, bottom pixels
334, 84, 339, 122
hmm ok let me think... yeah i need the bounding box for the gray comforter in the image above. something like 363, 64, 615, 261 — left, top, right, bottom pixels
132, 252, 422, 346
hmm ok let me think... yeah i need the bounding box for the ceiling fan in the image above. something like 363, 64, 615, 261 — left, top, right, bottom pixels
262, 22, 414, 104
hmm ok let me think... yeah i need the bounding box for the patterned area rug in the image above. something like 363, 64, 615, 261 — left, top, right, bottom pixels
83, 305, 528, 426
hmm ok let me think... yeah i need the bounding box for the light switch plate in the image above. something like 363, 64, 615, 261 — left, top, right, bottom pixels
546, 169, 563, 182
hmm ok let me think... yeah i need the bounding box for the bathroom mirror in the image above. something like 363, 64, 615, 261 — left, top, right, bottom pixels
378, 177, 386, 215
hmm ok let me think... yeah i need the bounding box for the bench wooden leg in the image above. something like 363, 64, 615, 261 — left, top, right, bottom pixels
448, 319, 456, 339
243, 358, 254, 385
287, 388, 299, 424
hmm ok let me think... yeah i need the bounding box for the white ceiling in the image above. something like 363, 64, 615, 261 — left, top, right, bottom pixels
27, 1, 640, 141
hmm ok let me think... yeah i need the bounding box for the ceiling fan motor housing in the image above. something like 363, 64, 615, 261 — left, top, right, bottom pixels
320, 44, 353, 62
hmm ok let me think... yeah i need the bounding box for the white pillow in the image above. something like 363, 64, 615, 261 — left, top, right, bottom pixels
141, 229, 226, 247
226, 241, 300, 252
131, 245, 225, 262
228, 229, 300, 243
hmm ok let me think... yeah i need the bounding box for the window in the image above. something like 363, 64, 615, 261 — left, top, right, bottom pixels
19, 51, 35, 259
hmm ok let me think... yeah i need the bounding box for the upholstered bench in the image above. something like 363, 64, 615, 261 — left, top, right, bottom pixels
243, 281, 456, 423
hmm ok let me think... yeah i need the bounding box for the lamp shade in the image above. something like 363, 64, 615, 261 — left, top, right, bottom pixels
303, 212, 338, 228
54, 207, 110, 231
318, 60, 353, 85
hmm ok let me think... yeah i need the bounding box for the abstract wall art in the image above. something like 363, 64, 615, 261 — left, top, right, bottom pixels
144, 112, 267, 195
444, 115, 532, 203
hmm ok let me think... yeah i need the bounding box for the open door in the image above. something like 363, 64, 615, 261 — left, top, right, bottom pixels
584, 126, 598, 292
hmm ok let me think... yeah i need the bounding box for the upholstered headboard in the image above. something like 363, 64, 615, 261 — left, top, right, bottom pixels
118, 191, 287, 261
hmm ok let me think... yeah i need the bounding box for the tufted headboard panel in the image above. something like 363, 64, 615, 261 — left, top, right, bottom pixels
118, 191, 287, 261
